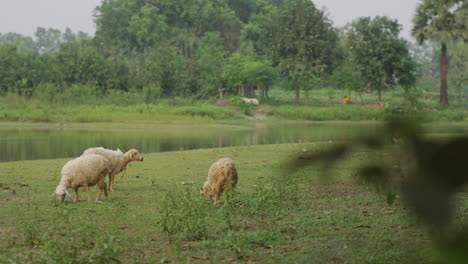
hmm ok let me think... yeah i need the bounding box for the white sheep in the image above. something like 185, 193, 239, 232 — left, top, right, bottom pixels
82, 147, 144, 191
54, 154, 110, 203
241, 97, 259, 105
200, 158, 238, 205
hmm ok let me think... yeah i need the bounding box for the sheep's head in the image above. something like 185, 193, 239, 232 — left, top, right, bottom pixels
200, 187, 206, 194
53, 185, 72, 203
125, 149, 144, 162
200, 187, 213, 197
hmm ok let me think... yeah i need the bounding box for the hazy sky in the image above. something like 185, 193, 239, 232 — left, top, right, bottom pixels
0, 0, 419, 40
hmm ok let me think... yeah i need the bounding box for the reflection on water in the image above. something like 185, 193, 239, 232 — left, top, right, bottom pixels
1, 121, 464, 162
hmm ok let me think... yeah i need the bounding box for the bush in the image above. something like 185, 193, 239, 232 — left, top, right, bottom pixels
62, 84, 100, 104
143, 84, 162, 103
33, 83, 62, 103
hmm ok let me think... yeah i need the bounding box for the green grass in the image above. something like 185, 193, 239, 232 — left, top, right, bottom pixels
1, 89, 467, 123
1, 143, 463, 263
0, 95, 239, 124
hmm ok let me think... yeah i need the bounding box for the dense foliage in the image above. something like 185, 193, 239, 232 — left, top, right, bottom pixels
345, 16, 417, 101
0, 0, 466, 105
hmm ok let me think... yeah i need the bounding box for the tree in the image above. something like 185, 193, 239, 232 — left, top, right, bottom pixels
0, 33, 36, 53
447, 42, 468, 101
223, 53, 249, 95
244, 58, 277, 99
412, 0, 468, 105
196, 32, 227, 99
345, 16, 417, 102
259, 0, 340, 104
34, 27, 62, 53
57, 40, 129, 93
329, 65, 361, 99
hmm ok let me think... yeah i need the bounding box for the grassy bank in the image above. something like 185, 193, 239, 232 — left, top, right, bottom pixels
1, 90, 467, 123
1, 143, 464, 263
0, 95, 239, 123
269, 105, 467, 122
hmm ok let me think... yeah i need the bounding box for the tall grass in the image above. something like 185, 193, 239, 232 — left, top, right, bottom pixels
0, 93, 239, 123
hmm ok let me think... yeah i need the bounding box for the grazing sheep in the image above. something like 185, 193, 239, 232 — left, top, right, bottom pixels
54, 154, 110, 203
241, 97, 259, 105
82, 147, 144, 191
200, 158, 238, 205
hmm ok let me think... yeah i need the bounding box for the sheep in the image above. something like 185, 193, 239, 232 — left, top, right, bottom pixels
54, 154, 110, 203
241, 97, 259, 105
82, 147, 144, 191
200, 158, 238, 205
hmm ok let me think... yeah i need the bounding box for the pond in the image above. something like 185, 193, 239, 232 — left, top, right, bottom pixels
0, 121, 466, 162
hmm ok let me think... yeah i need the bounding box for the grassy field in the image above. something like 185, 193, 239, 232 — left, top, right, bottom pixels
1, 143, 464, 263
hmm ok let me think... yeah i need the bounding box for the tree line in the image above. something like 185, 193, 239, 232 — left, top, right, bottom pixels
0, 0, 466, 104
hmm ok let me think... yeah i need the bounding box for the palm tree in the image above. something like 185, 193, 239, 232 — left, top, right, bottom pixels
412, 0, 467, 105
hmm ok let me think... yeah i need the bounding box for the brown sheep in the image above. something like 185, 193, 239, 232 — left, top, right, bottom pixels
200, 158, 238, 205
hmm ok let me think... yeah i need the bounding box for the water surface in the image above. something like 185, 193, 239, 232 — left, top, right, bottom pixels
0, 121, 466, 162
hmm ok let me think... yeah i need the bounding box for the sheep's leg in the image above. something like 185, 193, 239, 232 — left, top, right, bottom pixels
95, 187, 102, 201
73, 188, 79, 203
213, 186, 222, 205
103, 182, 108, 198
83, 185, 91, 201
214, 193, 221, 205
109, 173, 115, 192
96, 178, 107, 201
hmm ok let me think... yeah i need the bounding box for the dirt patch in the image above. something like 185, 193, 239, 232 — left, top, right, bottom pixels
214, 99, 230, 106
368, 101, 385, 110
247, 113, 267, 120
247, 106, 269, 120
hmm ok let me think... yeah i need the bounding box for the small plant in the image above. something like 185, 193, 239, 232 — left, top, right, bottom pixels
159, 186, 210, 240
245, 178, 280, 227
15, 205, 42, 248
219, 188, 242, 231
90, 236, 122, 264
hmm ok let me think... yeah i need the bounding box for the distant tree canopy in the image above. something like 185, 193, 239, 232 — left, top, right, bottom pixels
259, 0, 341, 104
1, 0, 465, 104
345, 16, 417, 101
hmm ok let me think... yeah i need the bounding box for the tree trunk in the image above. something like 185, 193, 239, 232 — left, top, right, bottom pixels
404, 87, 409, 102
265, 86, 269, 99
440, 42, 449, 105
218, 89, 223, 100
295, 87, 300, 105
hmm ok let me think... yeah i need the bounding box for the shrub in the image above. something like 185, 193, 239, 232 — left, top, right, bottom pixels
143, 84, 162, 103
61, 84, 100, 104
158, 186, 210, 240
33, 83, 62, 103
